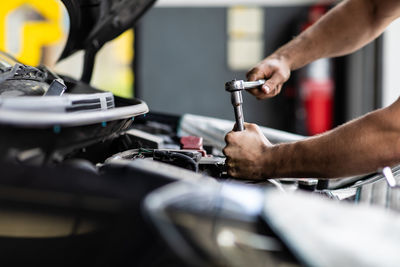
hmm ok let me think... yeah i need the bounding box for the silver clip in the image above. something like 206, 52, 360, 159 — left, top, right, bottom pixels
382, 167, 397, 188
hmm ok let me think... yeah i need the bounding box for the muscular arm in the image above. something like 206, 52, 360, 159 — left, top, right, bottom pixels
248, 0, 400, 98
224, 0, 400, 178
224, 98, 400, 179
280, 0, 400, 70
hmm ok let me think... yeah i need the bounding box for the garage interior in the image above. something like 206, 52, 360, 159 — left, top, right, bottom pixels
0, 0, 399, 266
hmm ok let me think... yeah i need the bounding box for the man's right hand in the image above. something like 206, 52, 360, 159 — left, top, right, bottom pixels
246, 56, 291, 100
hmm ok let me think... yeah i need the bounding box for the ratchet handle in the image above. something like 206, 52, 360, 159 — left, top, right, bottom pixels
231, 91, 245, 131
243, 79, 266, 90
225, 79, 266, 92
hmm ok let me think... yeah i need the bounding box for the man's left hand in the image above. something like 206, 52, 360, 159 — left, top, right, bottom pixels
223, 123, 274, 179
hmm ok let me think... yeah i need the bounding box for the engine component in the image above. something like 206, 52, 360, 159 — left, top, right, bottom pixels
180, 136, 207, 156
180, 136, 203, 150
125, 129, 164, 149
105, 148, 202, 173
0, 61, 48, 97
153, 150, 201, 172
199, 156, 227, 178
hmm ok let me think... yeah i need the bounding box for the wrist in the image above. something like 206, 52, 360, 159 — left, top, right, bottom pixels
260, 144, 281, 178
270, 47, 296, 70
262, 142, 299, 178
273, 33, 313, 70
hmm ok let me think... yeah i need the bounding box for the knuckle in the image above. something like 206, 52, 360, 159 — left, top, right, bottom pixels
266, 83, 276, 92
247, 68, 259, 78
248, 123, 257, 130
266, 81, 282, 93
281, 71, 291, 81
251, 66, 262, 73
275, 72, 285, 81
225, 134, 232, 143
274, 68, 290, 81
227, 169, 236, 177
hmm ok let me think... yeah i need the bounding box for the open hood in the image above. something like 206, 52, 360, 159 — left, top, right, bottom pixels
60, 0, 156, 59
0, 0, 155, 156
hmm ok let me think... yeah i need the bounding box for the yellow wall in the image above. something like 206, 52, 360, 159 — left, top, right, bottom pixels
91, 30, 134, 98
0, 0, 134, 98
0, 0, 65, 66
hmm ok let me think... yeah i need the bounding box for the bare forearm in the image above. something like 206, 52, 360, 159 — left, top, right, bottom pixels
275, 0, 400, 70
269, 99, 400, 178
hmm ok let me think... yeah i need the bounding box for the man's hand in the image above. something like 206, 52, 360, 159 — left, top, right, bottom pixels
223, 123, 274, 179
246, 56, 291, 100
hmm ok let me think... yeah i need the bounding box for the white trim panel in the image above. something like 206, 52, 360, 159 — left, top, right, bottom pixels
383, 19, 400, 107
0, 101, 149, 128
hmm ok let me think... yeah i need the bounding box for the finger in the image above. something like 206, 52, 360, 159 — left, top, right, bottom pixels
261, 84, 281, 98
263, 73, 285, 96
246, 68, 264, 81
245, 79, 274, 99
246, 88, 264, 98
227, 167, 238, 178
222, 147, 228, 156
244, 122, 256, 130
249, 83, 281, 100
226, 161, 234, 169
247, 73, 286, 100
224, 132, 235, 144
223, 146, 234, 158
225, 159, 235, 171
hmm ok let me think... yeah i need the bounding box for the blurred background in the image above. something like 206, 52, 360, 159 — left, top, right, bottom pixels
1, 0, 399, 136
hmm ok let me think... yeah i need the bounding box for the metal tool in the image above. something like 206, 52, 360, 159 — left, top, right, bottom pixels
225, 79, 266, 131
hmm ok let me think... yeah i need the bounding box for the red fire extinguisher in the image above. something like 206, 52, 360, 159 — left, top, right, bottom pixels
299, 5, 334, 135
